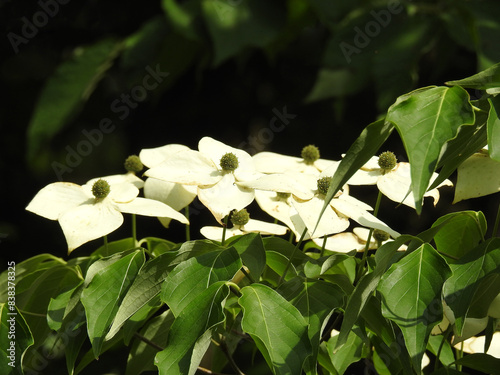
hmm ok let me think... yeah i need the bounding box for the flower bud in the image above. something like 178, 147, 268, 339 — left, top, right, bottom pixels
230, 208, 250, 226
317, 177, 331, 196
220, 152, 239, 171
378, 151, 397, 172
124, 155, 143, 173
92, 179, 110, 199
373, 229, 390, 242
301, 145, 320, 165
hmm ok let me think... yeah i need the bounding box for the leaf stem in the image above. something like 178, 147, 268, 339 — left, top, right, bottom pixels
132, 214, 137, 246
103, 235, 109, 255
185, 206, 190, 242
278, 227, 308, 287
320, 236, 327, 257
221, 215, 229, 246
492, 200, 500, 238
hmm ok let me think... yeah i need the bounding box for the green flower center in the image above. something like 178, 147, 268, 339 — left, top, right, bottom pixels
317, 177, 331, 196
220, 152, 239, 171
373, 229, 390, 242
92, 179, 110, 199
301, 145, 320, 165
230, 209, 250, 226
124, 155, 143, 173
276, 192, 291, 200
378, 151, 397, 172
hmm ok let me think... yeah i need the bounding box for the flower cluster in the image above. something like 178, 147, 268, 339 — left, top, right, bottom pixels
26, 136, 453, 253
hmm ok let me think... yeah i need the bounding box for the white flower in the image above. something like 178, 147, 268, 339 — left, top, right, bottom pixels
200, 209, 287, 242
26, 178, 189, 253
139, 144, 197, 227
454, 147, 500, 203
313, 227, 406, 253
144, 137, 257, 223
252, 145, 335, 175
290, 173, 400, 240
328, 154, 453, 209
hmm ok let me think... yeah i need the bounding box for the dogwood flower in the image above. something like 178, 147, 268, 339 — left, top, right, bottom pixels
26, 177, 189, 253
328, 151, 453, 209
290, 173, 400, 240
200, 209, 287, 242
252, 145, 336, 175
144, 137, 257, 223
139, 144, 197, 227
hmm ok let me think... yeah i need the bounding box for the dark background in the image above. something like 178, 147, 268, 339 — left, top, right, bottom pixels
2, 0, 500, 265
1, 1, 500, 374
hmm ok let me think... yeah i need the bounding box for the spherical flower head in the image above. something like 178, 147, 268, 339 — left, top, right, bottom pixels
378, 151, 397, 173
373, 229, 390, 242
317, 176, 331, 196
301, 145, 320, 165
92, 179, 110, 199
230, 208, 250, 226
124, 155, 143, 173
276, 192, 291, 200
220, 152, 239, 171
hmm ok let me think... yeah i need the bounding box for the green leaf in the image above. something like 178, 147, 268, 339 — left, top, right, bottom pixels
429, 98, 488, 190
155, 282, 230, 375
81, 249, 145, 357
161, 247, 241, 316
386, 85, 475, 213
27, 38, 121, 161
378, 244, 452, 373
201, 0, 286, 66
121, 294, 162, 345
225, 233, 267, 279
427, 334, 456, 368
239, 284, 312, 375
443, 238, 500, 334
327, 327, 365, 375
47, 281, 83, 331
265, 250, 298, 283
0, 305, 33, 375
318, 119, 394, 230
162, 0, 203, 40
277, 277, 345, 375
454, 353, 500, 373
488, 96, 500, 161
126, 310, 175, 375
106, 251, 178, 340
446, 62, 500, 91
92, 237, 136, 257
432, 211, 487, 260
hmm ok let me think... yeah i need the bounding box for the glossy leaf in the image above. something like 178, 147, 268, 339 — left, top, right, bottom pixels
27, 38, 121, 161
488, 96, 500, 161
239, 284, 312, 375
161, 246, 241, 316
225, 233, 267, 279
0, 304, 33, 375
443, 238, 500, 334
81, 250, 145, 357
386, 85, 475, 213
278, 277, 345, 375
432, 211, 487, 260
126, 310, 175, 375
327, 327, 365, 375
445, 61, 500, 91
378, 244, 451, 373
106, 251, 180, 340
155, 282, 229, 375
318, 119, 394, 230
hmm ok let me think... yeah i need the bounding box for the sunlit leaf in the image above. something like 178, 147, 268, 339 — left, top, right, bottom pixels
155, 282, 229, 375
386, 86, 475, 213
443, 238, 500, 335
81, 250, 145, 357
378, 244, 451, 373
446, 62, 500, 91
0, 305, 33, 375
161, 247, 241, 316
239, 284, 312, 375
487, 96, 500, 161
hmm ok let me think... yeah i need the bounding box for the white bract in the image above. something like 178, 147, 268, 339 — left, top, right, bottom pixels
454, 148, 500, 203
144, 137, 257, 223
140, 144, 197, 227
26, 178, 189, 253
330, 155, 453, 209
201, 219, 288, 242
